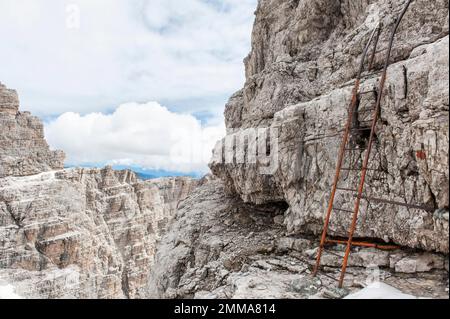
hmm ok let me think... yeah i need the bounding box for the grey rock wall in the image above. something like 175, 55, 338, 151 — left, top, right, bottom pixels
149, 178, 449, 299
210, 0, 449, 253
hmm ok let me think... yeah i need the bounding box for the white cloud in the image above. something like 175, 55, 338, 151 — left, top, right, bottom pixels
45, 102, 226, 173
1, 1, 255, 173
0, 0, 256, 117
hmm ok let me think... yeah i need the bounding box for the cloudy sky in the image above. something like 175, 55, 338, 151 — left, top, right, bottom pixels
0, 0, 257, 175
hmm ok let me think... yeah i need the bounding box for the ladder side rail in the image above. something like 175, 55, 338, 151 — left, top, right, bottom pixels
338, 0, 414, 288
368, 27, 382, 71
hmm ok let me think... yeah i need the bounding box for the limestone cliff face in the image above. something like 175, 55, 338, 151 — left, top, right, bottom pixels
149, 177, 448, 299
149, 0, 449, 299
210, 0, 449, 253
0, 84, 197, 298
0, 82, 65, 178
227, 0, 448, 129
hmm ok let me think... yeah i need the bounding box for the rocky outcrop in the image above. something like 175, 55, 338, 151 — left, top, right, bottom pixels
0, 83, 197, 298
149, 178, 448, 299
210, 0, 449, 253
228, 0, 449, 129
0, 83, 65, 178
0, 83, 20, 115
0, 168, 196, 299
149, 0, 449, 300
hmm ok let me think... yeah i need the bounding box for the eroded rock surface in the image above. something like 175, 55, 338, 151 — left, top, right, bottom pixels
210, 0, 449, 253
0, 168, 196, 299
150, 0, 449, 299
0, 83, 65, 178
149, 179, 448, 299
0, 83, 197, 298
229, 0, 449, 129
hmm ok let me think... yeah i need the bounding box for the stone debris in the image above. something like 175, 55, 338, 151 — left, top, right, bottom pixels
149, 180, 449, 299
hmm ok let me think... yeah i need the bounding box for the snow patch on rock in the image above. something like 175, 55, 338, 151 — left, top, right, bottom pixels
0, 282, 22, 299
345, 283, 417, 299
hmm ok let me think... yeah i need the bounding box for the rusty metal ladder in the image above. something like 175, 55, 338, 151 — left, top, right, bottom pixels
313, 0, 414, 288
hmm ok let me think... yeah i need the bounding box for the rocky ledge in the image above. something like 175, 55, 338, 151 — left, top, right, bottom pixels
149, 178, 448, 299
150, 0, 449, 299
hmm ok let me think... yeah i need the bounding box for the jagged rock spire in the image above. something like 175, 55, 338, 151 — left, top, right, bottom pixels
0, 82, 65, 178
0, 82, 20, 115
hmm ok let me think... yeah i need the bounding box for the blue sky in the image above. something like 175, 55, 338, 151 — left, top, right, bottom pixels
0, 0, 257, 176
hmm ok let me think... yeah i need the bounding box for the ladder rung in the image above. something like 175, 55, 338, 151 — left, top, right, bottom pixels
344, 148, 364, 151
372, 47, 389, 55
323, 248, 344, 258
359, 119, 376, 123
338, 127, 372, 134
333, 207, 354, 213
356, 108, 376, 114
341, 167, 361, 171
321, 272, 340, 282
341, 167, 384, 172
336, 187, 358, 193
361, 68, 384, 78
326, 239, 351, 246
350, 127, 371, 132
358, 90, 376, 95
361, 196, 435, 212
325, 239, 399, 250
